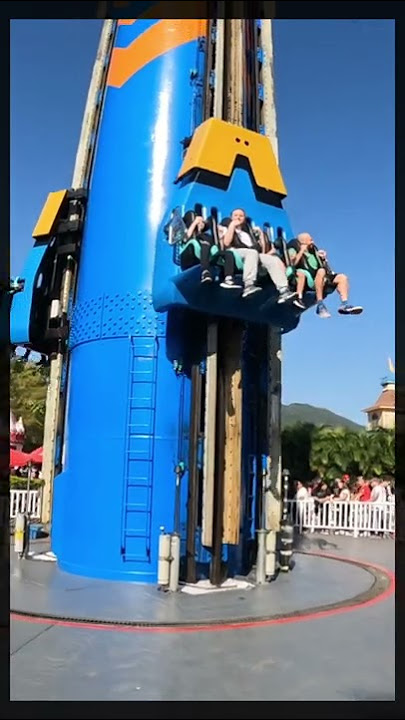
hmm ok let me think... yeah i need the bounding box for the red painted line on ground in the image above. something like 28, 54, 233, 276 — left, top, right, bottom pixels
11, 552, 395, 635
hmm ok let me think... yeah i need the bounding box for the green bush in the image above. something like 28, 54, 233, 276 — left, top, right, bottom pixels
10, 475, 44, 490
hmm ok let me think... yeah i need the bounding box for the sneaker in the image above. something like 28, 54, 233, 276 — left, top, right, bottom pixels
293, 297, 306, 310
242, 284, 262, 298
338, 303, 363, 315
220, 276, 242, 289
277, 288, 297, 304
316, 302, 331, 318
201, 270, 213, 284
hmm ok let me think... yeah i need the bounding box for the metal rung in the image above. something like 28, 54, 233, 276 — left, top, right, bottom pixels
125, 505, 150, 511
127, 423, 154, 427
130, 374, 157, 379
128, 397, 155, 401
122, 555, 149, 561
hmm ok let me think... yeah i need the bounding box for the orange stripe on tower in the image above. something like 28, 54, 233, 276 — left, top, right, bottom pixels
107, 19, 208, 88
117, 19, 136, 26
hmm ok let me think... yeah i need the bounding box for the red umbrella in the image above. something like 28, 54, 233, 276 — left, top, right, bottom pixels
10, 448, 30, 467
29, 446, 43, 464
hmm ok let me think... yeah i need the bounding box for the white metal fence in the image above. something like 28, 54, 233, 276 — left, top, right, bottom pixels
288, 498, 395, 537
6, 491, 396, 538
10, 489, 42, 519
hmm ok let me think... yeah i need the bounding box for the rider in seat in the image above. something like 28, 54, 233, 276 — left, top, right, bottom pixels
218, 208, 296, 302
182, 212, 217, 284
288, 233, 363, 317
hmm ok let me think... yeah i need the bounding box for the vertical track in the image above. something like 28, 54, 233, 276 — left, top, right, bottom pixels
210, 18, 245, 584
41, 20, 116, 525
221, 19, 244, 550
259, 19, 283, 577
186, 20, 217, 582
186, 365, 203, 583
210, 331, 226, 584
189, 13, 282, 584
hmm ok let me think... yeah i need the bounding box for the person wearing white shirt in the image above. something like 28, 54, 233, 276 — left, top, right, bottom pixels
370, 478, 386, 503
218, 208, 296, 302
296, 482, 309, 501
370, 478, 387, 535
295, 481, 309, 530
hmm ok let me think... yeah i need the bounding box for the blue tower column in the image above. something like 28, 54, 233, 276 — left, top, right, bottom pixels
52, 20, 208, 581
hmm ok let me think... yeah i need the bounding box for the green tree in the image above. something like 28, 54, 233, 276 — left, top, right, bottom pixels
281, 422, 316, 483
309, 425, 362, 482
282, 422, 396, 485
10, 359, 49, 451
359, 428, 395, 478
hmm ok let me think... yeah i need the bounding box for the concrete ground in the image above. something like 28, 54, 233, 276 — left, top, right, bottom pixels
10, 534, 395, 702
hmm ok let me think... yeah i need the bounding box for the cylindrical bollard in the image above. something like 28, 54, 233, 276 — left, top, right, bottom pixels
157, 530, 171, 589
279, 519, 294, 572
256, 528, 267, 584
169, 534, 180, 592
282, 468, 290, 522
279, 469, 293, 572
14, 513, 26, 557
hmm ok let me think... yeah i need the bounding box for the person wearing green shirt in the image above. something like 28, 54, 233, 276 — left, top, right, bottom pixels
288, 233, 363, 318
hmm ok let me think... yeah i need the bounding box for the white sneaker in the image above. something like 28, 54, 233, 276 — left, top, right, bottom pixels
277, 289, 297, 304
220, 276, 243, 289
242, 285, 262, 298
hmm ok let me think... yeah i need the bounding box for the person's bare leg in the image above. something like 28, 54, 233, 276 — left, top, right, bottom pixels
296, 271, 306, 298
315, 268, 331, 318
292, 271, 307, 310
333, 273, 349, 302
315, 268, 326, 302
334, 273, 363, 315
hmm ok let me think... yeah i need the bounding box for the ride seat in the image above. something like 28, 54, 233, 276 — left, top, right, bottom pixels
286, 239, 336, 296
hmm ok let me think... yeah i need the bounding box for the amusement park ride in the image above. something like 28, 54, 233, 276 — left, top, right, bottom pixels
10, 17, 319, 587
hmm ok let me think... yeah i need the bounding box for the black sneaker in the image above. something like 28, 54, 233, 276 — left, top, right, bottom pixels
242, 285, 262, 298
220, 276, 243, 289
277, 289, 297, 304
201, 270, 213, 284
338, 303, 363, 315
293, 297, 306, 310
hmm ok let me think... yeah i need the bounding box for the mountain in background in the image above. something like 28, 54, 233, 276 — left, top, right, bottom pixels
281, 403, 364, 431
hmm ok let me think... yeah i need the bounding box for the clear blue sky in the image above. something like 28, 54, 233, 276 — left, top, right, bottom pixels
10, 19, 394, 426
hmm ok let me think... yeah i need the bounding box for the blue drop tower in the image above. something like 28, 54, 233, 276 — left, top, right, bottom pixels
10, 19, 321, 585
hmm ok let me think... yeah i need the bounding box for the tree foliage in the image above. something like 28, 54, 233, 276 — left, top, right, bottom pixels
10, 359, 49, 451
281, 422, 316, 483
282, 423, 395, 483
358, 428, 395, 479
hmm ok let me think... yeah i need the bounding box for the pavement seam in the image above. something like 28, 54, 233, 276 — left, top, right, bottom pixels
10, 623, 54, 656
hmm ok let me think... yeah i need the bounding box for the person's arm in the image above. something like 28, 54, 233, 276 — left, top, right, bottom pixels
289, 244, 307, 266
251, 226, 268, 253
186, 216, 204, 239
221, 220, 238, 248
217, 224, 227, 251
259, 229, 278, 255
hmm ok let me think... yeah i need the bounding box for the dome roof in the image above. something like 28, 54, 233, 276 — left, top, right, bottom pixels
363, 384, 395, 414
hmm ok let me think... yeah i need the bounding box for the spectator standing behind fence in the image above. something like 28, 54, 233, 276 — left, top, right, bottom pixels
370, 478, 387, 503
382, 478, 394, 501
353, 477, 371, 502
295, 481, 308, 529
296, 481, 308, 501
338, 481, 351, 502
370, 479, 387, 536
313, 481, 331, 528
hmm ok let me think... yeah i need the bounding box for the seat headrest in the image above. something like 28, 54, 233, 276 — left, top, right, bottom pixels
183, 210, 197, 228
